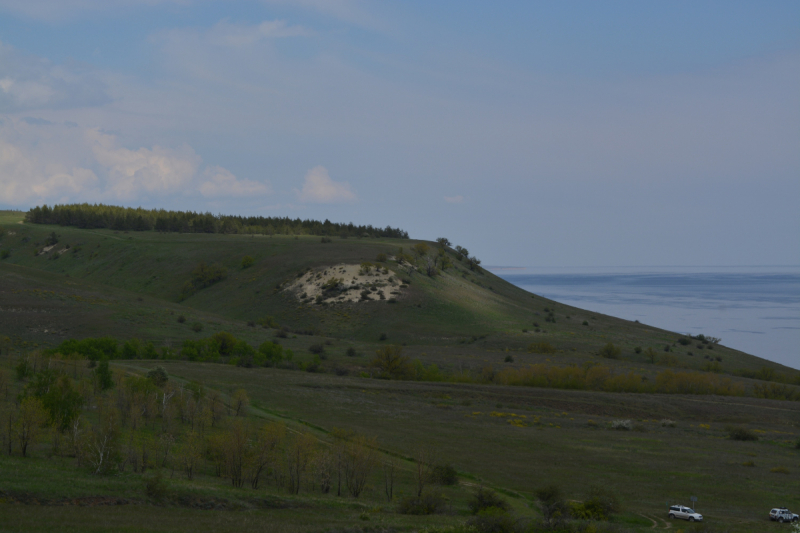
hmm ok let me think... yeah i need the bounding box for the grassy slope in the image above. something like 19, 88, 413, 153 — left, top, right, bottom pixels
0, 211, 791, 376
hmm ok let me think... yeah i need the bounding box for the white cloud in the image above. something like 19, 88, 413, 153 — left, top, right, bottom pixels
207, 19, 311, 47
297, 165, 356, 204
88, 129, 200, 200
444, 195, 464, 204
0, 118, 270, 205
200, 166, 271, 197
0, 41, 110, 112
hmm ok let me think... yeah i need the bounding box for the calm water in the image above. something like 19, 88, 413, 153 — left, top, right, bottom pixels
490, 266, 800, 370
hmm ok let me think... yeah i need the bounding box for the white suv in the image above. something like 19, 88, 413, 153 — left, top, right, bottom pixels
668, 505, 703, 522
770, 508, 799, 523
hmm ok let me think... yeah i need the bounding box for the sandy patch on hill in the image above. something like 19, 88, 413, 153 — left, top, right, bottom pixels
286, 263, 405, 305
38, 244, 56, 255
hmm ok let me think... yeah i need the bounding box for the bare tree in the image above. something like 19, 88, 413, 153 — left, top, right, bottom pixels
231, 389, 249, 417
383, 457, 396, 502
414, 446, 437, 497
284, 432, 316, 494
223, 420, 251, 488
248, 422, 284, 489
16, 397, 47, 457
179, 431, 203, 480
344, 435, 378, 497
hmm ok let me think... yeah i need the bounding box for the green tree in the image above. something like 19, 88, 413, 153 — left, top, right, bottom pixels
599, 342, 621, 359
95, 358, 114, 391
370, 345, 412, 379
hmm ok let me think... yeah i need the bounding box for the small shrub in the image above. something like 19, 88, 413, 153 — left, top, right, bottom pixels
346, 347, 358, 357
177, 315, 186, 323
795, 438, 800, 450
727, 426, 758, 441
611, 419, 631, 431
191, 322, 204, 333
770, 466, 789, 474
241, 255, 255, 269
147, 367, 169, 387
504, 355, 514, 363
432, 464, 458, 486
599, 342, 621, 359
466, 507, 515, 533
320, 237, 332, 243
308, 344, 325, 355
376, 252, 387, 262
582, 320, 589, 326
742, 461, 755, 467
397, 492, 445, 515
468, 488, 509, 514
528, 342, 556, 354
379, 333, 387, 341
634, 346, 642, 354
660, 419, 676, 427
0, 249, 10, 259
144, 471, 169, 501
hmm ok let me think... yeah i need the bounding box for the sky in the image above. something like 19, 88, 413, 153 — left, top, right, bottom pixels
0, 0, 798, 267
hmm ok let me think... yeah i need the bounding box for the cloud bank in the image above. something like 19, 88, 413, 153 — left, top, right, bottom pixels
297, 166, 356, 204
0, 118, 269, 205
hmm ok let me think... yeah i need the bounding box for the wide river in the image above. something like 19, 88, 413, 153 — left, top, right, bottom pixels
489, 266, 800, 370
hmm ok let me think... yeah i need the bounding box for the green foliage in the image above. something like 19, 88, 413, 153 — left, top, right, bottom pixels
180, 262, 228, 300
144, 471, 169, 502
26, 203, 409, 239
397, 492, 445, 515
191, 322, 204, 333
468, 488, 509, 514
29, 372, 83, 431
147, 366, 169, 387
44, 231, 60, 246
431, 464, 458, 486
0, 249, 10, 259
122, 339, 141, 359
535, 484, 567, 526
257, 341, 284, 366
52, 337, 119, 361
466, 507, 515, 533
578, 486, 620, 520
241, 255, 255, 269
94, 358, 114, 391
375, 252, 387, 262
528, 342, 556, 354
726, 426, 758, 441
598, 342, 621, 359
504, 355, 514, 363
370, 345, 412, 380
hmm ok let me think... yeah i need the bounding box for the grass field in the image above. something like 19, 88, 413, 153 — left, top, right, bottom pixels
1, 209, 799, 532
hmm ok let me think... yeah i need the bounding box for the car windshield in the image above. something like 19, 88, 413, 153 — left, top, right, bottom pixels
687, 509, 695, 514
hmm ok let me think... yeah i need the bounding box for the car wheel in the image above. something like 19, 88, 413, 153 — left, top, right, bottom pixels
779, 517, 785, 523
668, 513, 675, 519
689, 517, 695, 522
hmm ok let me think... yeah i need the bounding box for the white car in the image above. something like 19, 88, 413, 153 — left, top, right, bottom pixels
770, 508, 799, 522
668, 505, 703, 522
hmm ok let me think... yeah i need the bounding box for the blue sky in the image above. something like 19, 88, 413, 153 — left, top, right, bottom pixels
0, 0, 798, 267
